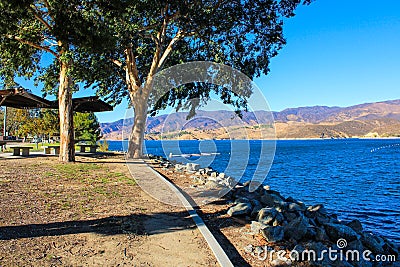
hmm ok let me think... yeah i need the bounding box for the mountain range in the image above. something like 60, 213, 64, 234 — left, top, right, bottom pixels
100, 99, 400, 140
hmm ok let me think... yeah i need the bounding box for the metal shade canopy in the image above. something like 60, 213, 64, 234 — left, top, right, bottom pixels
0, 88, 52, 108
0, 88, 112, 112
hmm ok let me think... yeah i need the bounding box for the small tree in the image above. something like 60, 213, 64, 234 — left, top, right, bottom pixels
78, 0, 311, 158
74, 112, 102, 145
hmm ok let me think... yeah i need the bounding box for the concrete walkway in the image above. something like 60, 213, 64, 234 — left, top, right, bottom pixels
126, 159, 233, 267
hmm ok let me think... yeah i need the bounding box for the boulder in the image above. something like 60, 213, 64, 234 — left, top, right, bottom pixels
234, 197, 251, 205
256, 208, 278, 225
324, 223, 360, 242
227, 202, 252, 216
284, 215, 309, 241
218, 172, 226, 179
315, 227, 329, 242
250, 221, 268, 234
346, 219, 363, 234
261, 226, 284, 243
272, 212, 285, 226
283, 211, 299, 223
287, 202, 306, 212
186, 163, 200, 171
175, 164, 185, 171
361, 233, 385, 254
307, 204, 328, 214
346, 240, 373, 267
205, 180, 222, 189
260, 192, 285, 207
250, 204, 263, 218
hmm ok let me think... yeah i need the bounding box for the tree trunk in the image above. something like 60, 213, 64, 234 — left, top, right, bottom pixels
127, 96, 148, 159
58, 56, 75, 162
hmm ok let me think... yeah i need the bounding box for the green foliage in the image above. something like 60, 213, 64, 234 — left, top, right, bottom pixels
75, 0, 312, 114
0, 0, 114, 95
74, 112, 102, 144
2, 108, 101, 142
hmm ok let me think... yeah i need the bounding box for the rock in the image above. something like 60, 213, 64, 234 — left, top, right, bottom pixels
361, 233, 385, 254
192, 176, 206, 185
227, 202, 252, 216
218, 172, 226, 179
314, 214, 331, 226
272, 212, 285, 226
304, 227, 317, 240
205, 180, 222, 189
324, 223, 360, 242
260, 192, 285, 207
186, 163, 200, 171
257, 208, 278, 225
234, 197, 251, 205
210, 172, 218, 178
307, 204, 328, 214
261, 226, 284, 243
346, 240, 373, 267
346, 219, 363, 234
175, 164, 185, 171
283, 211, 298, 223
306, 242, 333, 266
315, 227, 329, 242
242, 180, 251, 187
250, 204, 263, 218
284, 215, 309, 241
250, 221, 267, 234
287, 202, 306, 212
244, 244, 253, 253
250, 198, 261, 207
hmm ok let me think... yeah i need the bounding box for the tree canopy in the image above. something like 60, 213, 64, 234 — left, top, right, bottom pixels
0, 0, 113, 161
0, 0, 312, 158
75, 0, 311, 157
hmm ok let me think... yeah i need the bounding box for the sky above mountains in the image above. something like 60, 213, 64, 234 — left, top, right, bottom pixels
16, 0, 400, 123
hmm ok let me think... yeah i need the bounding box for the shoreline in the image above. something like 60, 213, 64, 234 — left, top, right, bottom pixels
103, 137, 400, 142
147, 155, 399, 266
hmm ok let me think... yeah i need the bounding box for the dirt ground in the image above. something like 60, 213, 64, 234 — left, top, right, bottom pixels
0, 153, 217, 267
152, 165, 281, 267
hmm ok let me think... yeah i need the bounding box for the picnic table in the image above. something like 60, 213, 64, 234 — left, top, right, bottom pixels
10, 146, 33, 156
77, 144, 99, 153
43, 145, 60, 155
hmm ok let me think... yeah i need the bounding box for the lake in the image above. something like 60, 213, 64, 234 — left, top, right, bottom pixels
107, 138, 400, 243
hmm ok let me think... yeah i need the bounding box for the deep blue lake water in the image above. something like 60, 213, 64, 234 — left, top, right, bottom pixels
107, 139, 400, 243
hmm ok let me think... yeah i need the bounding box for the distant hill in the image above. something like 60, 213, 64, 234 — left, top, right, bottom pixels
100, 99, 400, 139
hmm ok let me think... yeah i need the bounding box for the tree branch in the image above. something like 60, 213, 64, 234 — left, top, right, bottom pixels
125, 46, 141, 93
158, 31, 184, 69
109, 58, 123, 68
5, 34, 59, 58
29, 5, 53, 32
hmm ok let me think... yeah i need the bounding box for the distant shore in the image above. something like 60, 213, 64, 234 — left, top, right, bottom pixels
102, 136, 400, 142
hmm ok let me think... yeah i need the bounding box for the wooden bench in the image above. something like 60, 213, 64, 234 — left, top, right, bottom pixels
10, 146, 33, 156
43, 145, 60, 155
77, 144, 99, 153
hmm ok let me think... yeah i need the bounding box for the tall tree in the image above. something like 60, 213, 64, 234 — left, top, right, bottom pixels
0, 0, 109, 162
78, 0, 311, 158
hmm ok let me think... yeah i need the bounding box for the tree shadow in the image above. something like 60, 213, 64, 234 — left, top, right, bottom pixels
0, 209, 250, 266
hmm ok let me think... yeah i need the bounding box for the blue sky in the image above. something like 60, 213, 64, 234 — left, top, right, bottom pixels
17, 0, 400, 123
